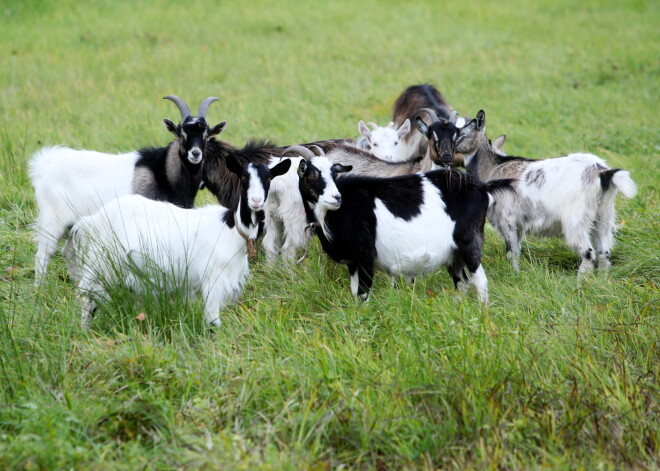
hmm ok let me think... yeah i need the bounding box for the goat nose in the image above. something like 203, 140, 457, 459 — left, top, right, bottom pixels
334, 194, 342, 206
192, 149, 201, 157
251, 196, 263, 204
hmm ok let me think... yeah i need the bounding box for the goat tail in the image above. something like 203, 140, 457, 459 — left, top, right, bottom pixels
600, 169, 637, 199
483, 178, 516, 208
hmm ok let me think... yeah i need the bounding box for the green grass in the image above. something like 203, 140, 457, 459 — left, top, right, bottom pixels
1, 0, 659, 468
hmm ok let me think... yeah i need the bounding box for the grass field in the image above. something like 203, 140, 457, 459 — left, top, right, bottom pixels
1, 0, 659, 469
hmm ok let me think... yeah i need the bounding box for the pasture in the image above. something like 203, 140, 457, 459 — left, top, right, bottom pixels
1, 0, 658, 469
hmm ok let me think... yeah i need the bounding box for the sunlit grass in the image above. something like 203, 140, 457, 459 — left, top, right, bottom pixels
0, 0, 658, 469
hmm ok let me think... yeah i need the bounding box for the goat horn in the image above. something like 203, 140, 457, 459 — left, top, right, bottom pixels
418, 108, 440, 123
283, 145, 315, 161
308, 145, 325, 156
163, 95, 191, 121
367, 122, 379, 130
197, 97, 219, 118
448, 110, 458, 125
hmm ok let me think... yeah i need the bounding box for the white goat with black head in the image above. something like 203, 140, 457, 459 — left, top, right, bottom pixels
456, 109, 638, 272
30, 95, 226, 284
70, 155, 291, 327
293, 146, 513, 302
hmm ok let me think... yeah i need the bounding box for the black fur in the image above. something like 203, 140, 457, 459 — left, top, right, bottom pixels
203, 138, 351, 208
599, 168, 622, 191
221, 156, 290, 235
300, 164, 513, 299
134, 143, 203, 208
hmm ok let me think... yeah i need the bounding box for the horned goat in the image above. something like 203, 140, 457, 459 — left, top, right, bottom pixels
293, 146, 514, 302
30, 95, 225, 283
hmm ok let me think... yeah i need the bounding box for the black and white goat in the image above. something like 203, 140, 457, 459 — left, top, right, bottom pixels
260, 122, 466, 262
262, 145, 348, 262
456, 110, 638, 272
30, 95, 226, 283
70, 155, 291, 327
293, 146, 513, 302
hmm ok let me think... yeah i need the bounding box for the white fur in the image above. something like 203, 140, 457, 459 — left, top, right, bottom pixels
262, 156, 342, 260
262, 157, 308, 262
358, 120, 412, 162
30, 146, 139, 283
71, 195, 256, 327
373, 180, 457, 276
491, 153, 637, 271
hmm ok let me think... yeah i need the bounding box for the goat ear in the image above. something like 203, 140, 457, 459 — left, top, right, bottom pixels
208, 121, 227, 137
493, 134, 506, 149
226, 155, 244, 176
333, 163, 352, 174
297, 160, 307, 179
415, 117, 429, 136
163, 118, 180, 137
358, 121, 371, 140
457, 119, 478, 140
476, 110, 486, 131
270, 158, 292, 177
398, 119, 411, 138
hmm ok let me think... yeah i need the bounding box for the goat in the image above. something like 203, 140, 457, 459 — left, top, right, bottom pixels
30, 95, 225, 283
456, 110, 638, 272
292, 146, 513, 302
70, 155, 291, 327
261, 145, 348, 262
391, 84, 454, 162
201, 138, 353, 209
260, 112, 470, 262
356, 120, 412, 162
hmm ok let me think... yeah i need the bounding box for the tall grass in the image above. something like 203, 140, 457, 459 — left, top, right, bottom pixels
0, 0, 658, 468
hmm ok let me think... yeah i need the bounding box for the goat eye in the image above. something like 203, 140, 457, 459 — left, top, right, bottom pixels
307, 173, 317, 181
394, 142, 398, 145
373, 143, 378, 147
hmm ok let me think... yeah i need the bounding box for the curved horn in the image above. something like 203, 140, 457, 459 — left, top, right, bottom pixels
163, 95, 191, 121
283, 145, 316, 161
197, 97, 219, 118
367, 122, 379, 130
308, 145, 325, 157
418, 108, 440, 123
448, 110, 458, 125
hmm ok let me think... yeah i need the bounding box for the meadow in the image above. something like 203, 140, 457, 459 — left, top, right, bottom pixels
0, 0, 658, 469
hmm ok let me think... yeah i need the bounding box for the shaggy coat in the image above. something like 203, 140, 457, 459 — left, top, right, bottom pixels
70, 156, 290, 327
457, 110, 638, 272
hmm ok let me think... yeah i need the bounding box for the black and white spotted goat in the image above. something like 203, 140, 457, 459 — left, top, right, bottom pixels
291, 145, 513, 302
456, 110, 638, 272
30, 95, 226, 283
69, 155, 291, 327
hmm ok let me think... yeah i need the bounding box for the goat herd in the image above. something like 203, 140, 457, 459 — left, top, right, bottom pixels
29, 85, 638, 327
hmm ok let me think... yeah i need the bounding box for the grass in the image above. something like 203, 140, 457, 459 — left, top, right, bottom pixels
1, 0, 659, 468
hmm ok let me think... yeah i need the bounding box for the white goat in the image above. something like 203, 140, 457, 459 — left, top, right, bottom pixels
70, 156, 291, 327
29, 95, 225, 284
457, 110, 638, 272
356, 120, 412, 162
